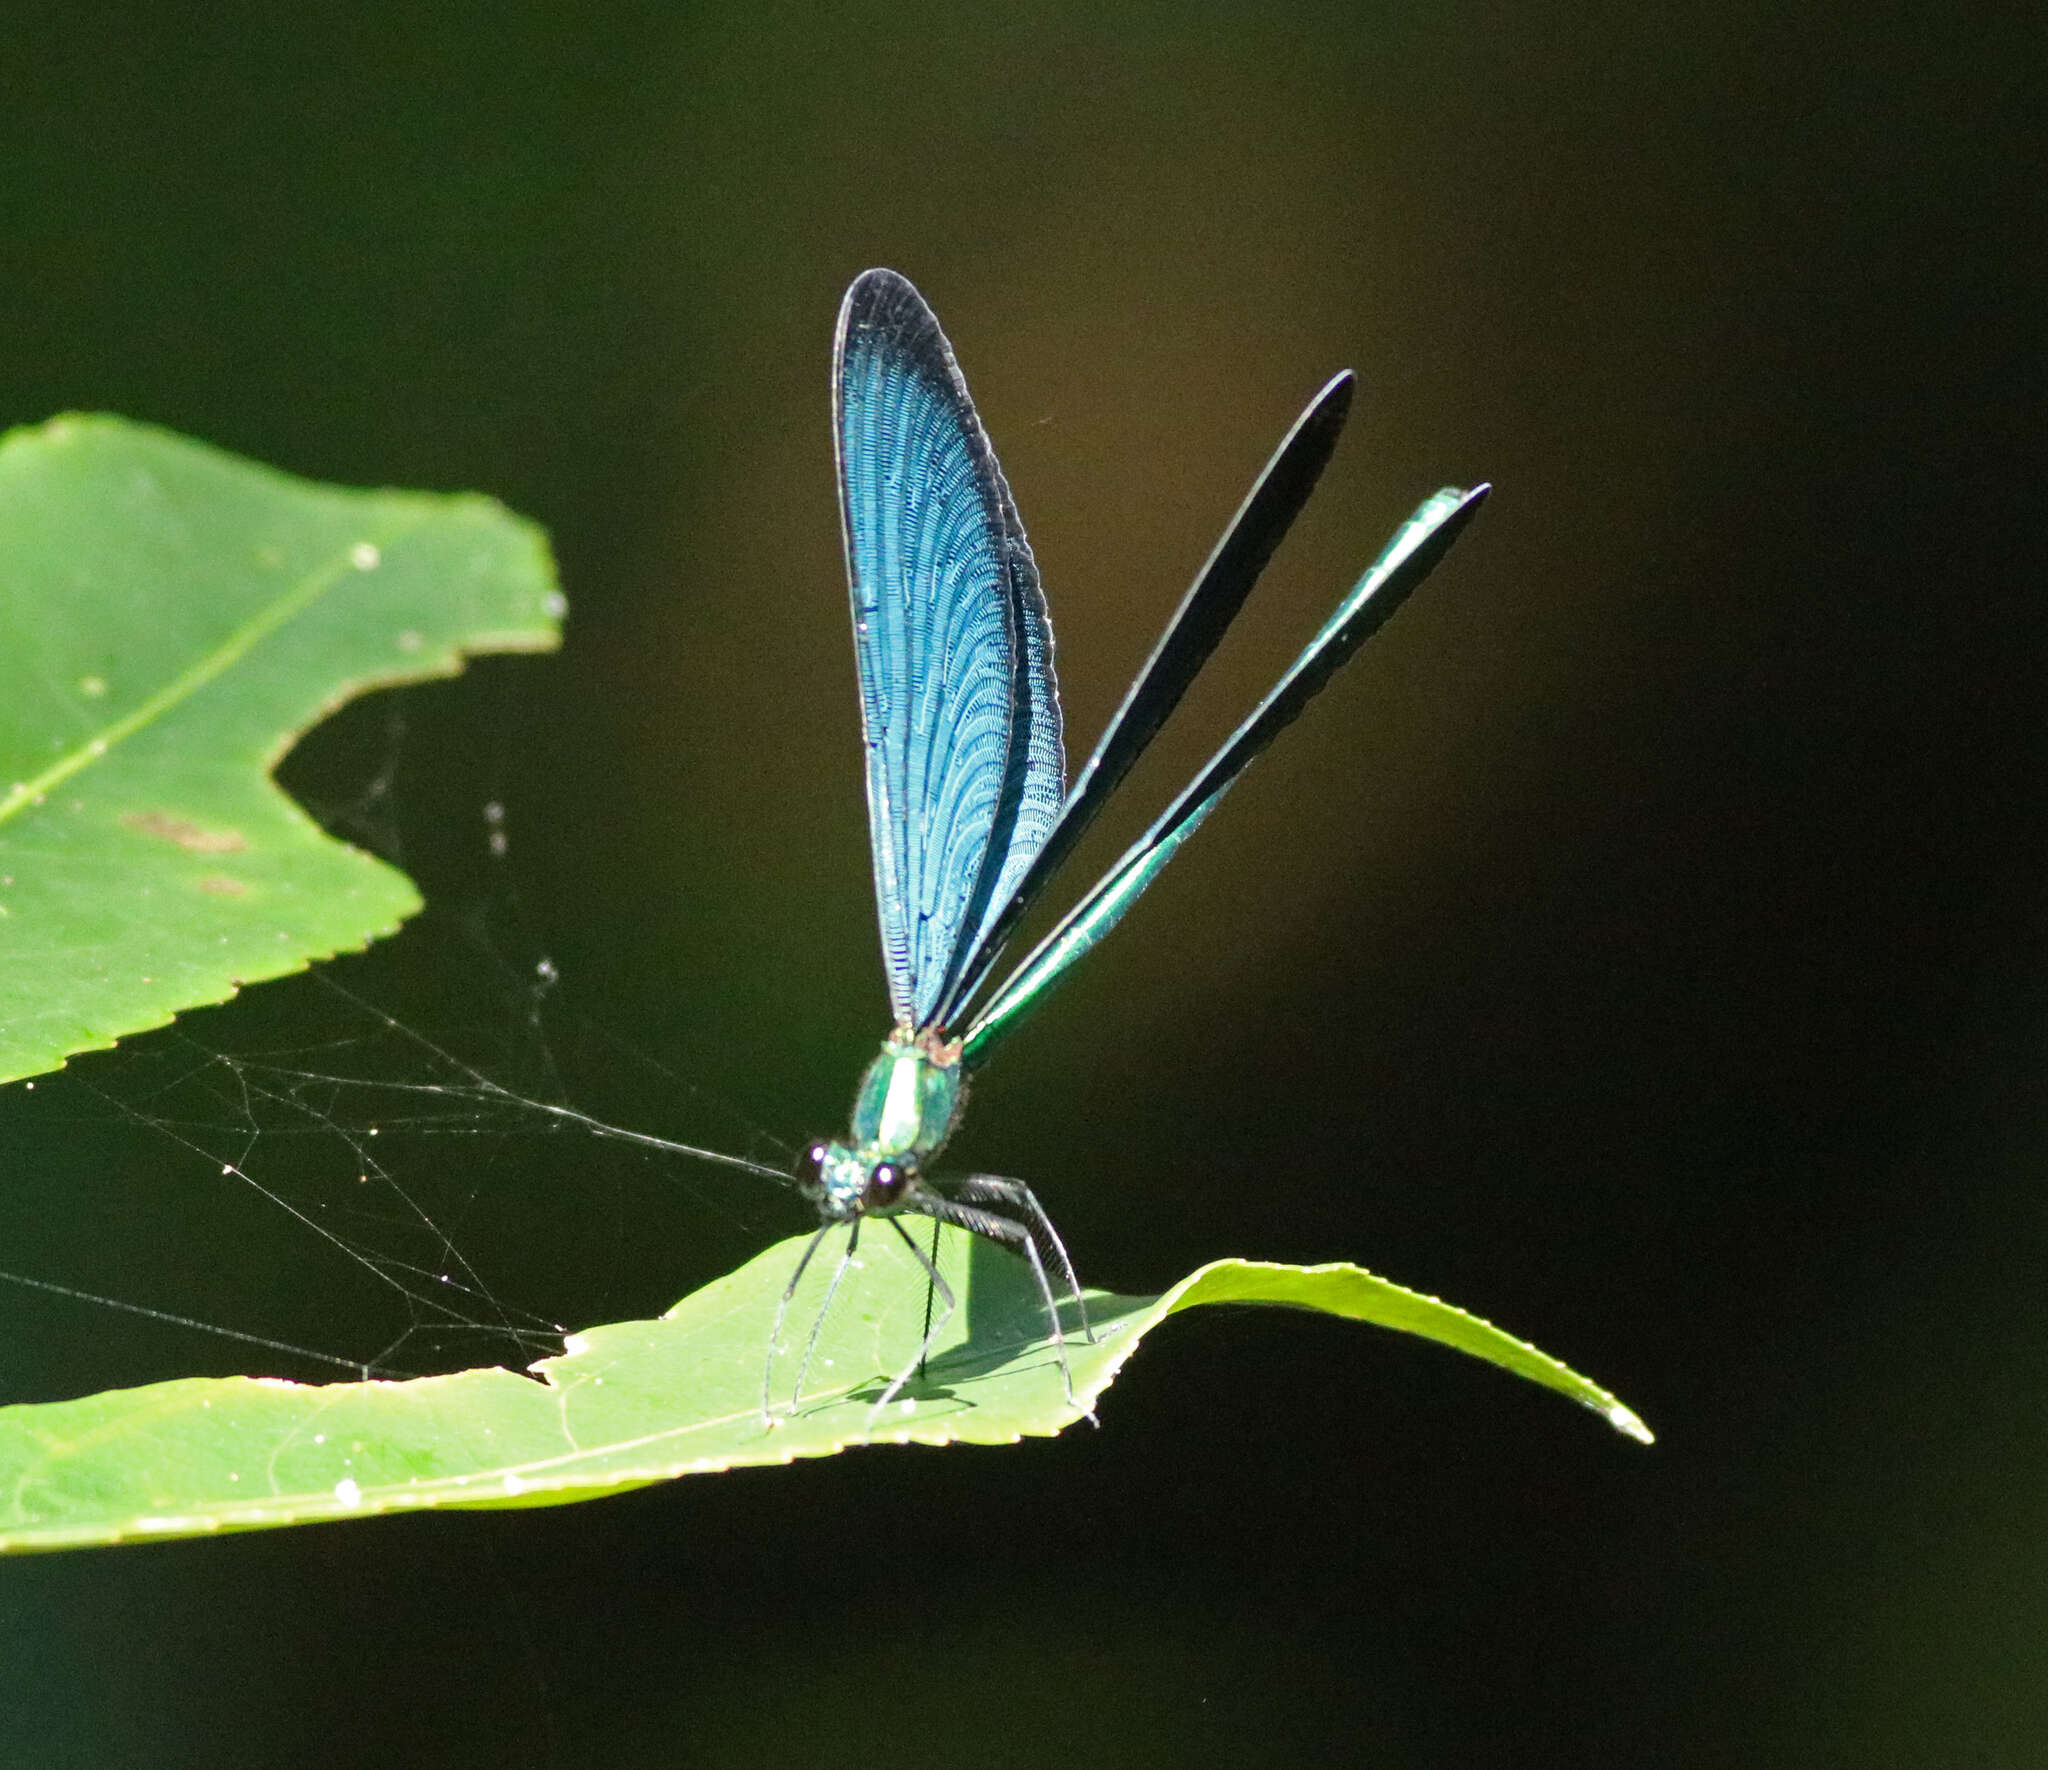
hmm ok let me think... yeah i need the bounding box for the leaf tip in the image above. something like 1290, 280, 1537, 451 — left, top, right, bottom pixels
1602, 1398, 1655, 1444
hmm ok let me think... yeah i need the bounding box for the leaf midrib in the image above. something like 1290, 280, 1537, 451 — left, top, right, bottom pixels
0, 517, 428, 829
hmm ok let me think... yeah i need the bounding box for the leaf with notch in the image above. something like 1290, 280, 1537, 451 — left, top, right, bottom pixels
0, 415, 560, 1084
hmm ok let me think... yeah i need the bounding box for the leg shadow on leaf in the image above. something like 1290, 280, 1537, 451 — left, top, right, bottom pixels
848, 1231, 1130, 1414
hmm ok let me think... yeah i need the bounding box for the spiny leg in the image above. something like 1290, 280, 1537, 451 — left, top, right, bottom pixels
917, 1191, 1082, 1409
792, 1216, 862, 1410
918, 1212, 942, 1373
763, 1222, 834, 1424
868, 1214, 958, 1422
950, 1173, 1094, 1345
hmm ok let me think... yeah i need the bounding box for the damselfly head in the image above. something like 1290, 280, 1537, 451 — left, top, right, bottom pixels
794, 1137, 903, 1223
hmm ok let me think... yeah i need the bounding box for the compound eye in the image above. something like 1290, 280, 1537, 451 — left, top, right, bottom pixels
793, 1142, 829, 1190
864, 1160, 910, 1208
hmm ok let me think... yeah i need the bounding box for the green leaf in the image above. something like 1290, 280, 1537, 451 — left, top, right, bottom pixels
0, 414, 560, 1084
0, 1227, 1649, 1553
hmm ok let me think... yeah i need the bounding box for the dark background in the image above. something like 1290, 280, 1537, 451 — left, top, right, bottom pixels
2, 3, 2043, 1765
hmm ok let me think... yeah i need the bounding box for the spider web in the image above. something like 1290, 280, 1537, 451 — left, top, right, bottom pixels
0, 683, 803, 1408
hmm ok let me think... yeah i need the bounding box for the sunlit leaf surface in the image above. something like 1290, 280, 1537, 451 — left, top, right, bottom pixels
0, 1226, 1649, 1553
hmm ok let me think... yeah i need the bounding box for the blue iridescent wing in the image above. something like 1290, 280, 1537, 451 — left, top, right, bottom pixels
833, 269, 1065, 1030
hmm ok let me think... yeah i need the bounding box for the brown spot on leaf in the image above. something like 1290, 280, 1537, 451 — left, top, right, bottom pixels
122, 811, 247, 854
198, 875, 248, 896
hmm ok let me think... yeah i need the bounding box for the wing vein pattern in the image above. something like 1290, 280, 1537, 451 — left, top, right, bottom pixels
833, 269, 1064, 1029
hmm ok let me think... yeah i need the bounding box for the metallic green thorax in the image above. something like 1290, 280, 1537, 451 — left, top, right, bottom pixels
851, 1029, 967, 1159
805, 1029, 969, 1222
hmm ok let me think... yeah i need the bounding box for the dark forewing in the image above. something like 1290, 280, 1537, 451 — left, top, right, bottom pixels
833, 269, 1065, 1029
961, 483, 1490, 1067
933, 371, 1356, 1028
